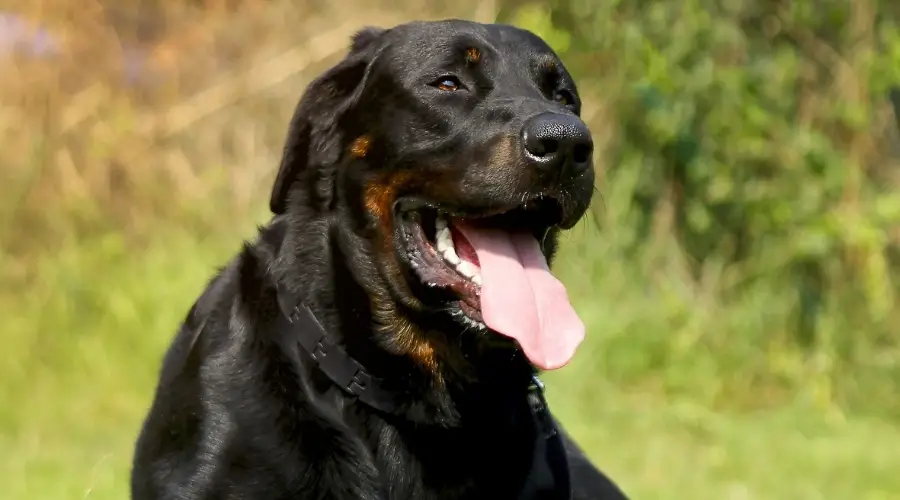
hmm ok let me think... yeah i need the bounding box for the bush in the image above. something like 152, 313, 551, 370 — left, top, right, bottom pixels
502, 0, 900, 418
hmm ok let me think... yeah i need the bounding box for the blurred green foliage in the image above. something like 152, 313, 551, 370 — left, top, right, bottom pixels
503, 0, 900, 418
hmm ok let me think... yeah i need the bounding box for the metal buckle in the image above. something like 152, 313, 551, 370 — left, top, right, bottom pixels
347, 370, 366, 393
289, 306, 303, 323
310, 340, 328, 361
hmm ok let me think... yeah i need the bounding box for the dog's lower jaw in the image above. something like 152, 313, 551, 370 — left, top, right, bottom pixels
367, 297, 539, 423
314, 220, 535, 425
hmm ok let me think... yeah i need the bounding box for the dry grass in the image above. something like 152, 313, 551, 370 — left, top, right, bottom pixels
0, 0, 509, 256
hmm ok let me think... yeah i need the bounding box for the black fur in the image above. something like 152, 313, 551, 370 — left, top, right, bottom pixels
132, 19, 628, 499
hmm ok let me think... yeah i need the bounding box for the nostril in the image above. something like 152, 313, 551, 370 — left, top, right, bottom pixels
572, 143, 592, 164
535, 138, 558, 157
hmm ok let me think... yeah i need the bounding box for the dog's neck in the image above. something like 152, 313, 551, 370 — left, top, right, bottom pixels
263, 212, 535, 425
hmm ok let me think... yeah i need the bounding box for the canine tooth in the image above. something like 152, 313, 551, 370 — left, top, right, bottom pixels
438, 228, 462, 265
439, 226, 452, 244
435, 225, 454, 252
432, 218, 473, 274
436, 234, 451, 254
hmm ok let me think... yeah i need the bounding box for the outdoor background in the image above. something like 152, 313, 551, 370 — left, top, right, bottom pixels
2, 0, 900, 498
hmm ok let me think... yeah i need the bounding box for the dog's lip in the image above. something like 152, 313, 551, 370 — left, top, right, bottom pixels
394, 195, 564, 225
396, 210, 482, 312
396, 200, 515, 221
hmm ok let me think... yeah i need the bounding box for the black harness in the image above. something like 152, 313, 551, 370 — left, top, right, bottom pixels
274, 283, 573, 499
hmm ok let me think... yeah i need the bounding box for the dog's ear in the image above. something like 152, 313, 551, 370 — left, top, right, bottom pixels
270, 26, 387, 215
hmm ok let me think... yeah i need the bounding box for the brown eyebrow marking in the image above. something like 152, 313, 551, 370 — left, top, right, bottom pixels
465, 47, 481, 65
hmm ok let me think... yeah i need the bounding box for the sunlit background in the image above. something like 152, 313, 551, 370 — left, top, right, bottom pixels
2, 1, 900, 498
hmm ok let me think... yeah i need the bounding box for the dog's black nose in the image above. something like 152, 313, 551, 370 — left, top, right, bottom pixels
521, 112, 593, 178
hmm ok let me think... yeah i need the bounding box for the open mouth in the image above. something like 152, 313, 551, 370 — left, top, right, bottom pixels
394, 198, 586, 370
397, 201, 561, 321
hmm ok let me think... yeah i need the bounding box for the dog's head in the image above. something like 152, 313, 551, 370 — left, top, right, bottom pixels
271, 20, 594, 375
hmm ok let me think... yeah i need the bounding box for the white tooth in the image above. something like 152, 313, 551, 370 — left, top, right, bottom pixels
436, 225, 453, 253
472, 273, 482, 286
442, 248, 461, 265
433, 216, 468, 271
434, 215, 450, 251
456, 261, 477, 278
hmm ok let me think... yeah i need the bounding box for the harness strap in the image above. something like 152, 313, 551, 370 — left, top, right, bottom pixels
274, 281, 400, 414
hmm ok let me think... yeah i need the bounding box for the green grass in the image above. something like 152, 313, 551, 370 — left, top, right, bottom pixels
3, 220, 900, 499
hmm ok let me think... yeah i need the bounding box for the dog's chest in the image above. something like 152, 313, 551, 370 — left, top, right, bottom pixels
371, 424, 537, 500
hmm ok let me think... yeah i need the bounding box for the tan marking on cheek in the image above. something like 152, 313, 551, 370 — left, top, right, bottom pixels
350, 135, 372, 158
465, 47, 481, 65
364, 176, 398, 224
364, 183, 394, 227
363, 171, 418, 244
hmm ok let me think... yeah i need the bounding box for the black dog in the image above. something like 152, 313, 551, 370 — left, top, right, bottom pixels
131, 19, 628, 500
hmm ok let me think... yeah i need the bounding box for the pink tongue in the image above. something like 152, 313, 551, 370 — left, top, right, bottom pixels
453, 222, 585, 370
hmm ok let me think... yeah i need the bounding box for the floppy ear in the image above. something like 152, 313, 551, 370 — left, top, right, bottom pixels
269, 27, 386, 215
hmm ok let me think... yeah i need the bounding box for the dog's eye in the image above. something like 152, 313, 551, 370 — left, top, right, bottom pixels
432, 76, 464, 92
554, 90, 576, 106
